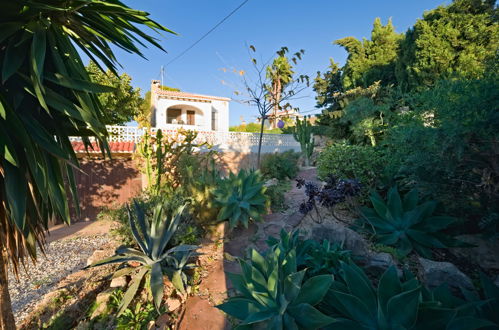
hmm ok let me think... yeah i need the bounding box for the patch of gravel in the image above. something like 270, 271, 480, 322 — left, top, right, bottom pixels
8, 235, 111, 322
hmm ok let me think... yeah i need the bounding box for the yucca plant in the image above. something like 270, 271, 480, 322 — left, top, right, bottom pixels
359, 187, 458, 257
0, 0, 172, 326
215, 169, 267, 229
322, 263, 422, 329
87, 201, 197, 314
217, 247, 334, 329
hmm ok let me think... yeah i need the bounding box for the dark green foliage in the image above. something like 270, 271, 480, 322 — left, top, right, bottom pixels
88, 200, 198, 314
396, 0, 498, 90
215, 170, 267, 229
216, 246, 334, 329
182, 157, 222, 226
335, 18, 403, 89
382, 74, 499, 229
86, 61, 143, 125
265, 181, 291, 213
304, 240, 352, 277
260, 151, 300, 180
359, 187, 458, 257
266, 230, 352, 278
317, 143, 383, 191
322, 264, 422, 329
0, 0, 171, 279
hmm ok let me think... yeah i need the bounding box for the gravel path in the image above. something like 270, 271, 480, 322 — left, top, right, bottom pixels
8, 235, 111, 322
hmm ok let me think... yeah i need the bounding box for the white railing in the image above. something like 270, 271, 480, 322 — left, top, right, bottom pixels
71, 125, 301, 154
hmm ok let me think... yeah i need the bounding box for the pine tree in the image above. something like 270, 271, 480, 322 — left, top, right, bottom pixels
396, 0, 498, 90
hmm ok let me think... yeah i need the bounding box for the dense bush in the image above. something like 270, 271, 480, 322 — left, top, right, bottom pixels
265, 181, 291, 212
382, 75, 499, 231
260, 150, 300, 180
317, 143, 384, 191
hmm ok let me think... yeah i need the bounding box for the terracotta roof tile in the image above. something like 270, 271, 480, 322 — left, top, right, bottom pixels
71, 141, 135, 154
153, 88, 231, 102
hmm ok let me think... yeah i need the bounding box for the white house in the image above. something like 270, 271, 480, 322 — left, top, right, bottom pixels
149, 80, 230, 131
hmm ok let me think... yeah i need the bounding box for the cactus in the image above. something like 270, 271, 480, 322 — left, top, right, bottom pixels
293, 116, 314, 166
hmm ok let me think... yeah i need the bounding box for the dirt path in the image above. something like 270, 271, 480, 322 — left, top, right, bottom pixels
180, 168, 317, 329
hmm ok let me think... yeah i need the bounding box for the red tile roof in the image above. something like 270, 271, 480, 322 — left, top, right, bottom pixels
71, 141, 135, 154
153, 87, 231, 102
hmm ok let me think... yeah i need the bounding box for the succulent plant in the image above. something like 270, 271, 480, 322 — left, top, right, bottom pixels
215, 169, 267, 229
217, 246, 334, 329
359, 186, 458, 257
293, 116, 314, 166
322, 263, 422, 329
87, 200, 198, 314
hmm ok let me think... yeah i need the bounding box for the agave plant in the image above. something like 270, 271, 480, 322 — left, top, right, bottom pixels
88, 200, 197, 314
416, 280, 498, 330
359, 187, 458, 257
215, 169, 267, 229
266, 229, 314, 267
322, 263, 422, 329
304, 240, 352, 277
217, 247, 334, 329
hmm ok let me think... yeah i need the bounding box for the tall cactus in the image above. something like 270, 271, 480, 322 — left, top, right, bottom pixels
293, 116, 314, 166
137, 129, 166, 195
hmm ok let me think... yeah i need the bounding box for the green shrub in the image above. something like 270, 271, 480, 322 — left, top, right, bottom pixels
265, 181, 291, 212
317, 143, 383, 190
182, 158, 222, 227
217, 247, 334, 329
381, 76, 499, 233
260, 151, 300, 180
215, 170, 267, 229
266, 230, 352, 278
359, 187, 458, 257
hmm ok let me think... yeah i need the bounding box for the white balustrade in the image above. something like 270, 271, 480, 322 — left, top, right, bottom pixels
70, 125, 301, 153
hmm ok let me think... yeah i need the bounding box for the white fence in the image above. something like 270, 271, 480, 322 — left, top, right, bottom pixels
72, 126, 301, 154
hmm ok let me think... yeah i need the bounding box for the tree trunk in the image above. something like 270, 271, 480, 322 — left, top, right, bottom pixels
257, 117, 265, 168
0, 250, 15, 330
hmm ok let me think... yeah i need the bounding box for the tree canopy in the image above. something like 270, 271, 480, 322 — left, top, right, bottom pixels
86, 61, 143, 125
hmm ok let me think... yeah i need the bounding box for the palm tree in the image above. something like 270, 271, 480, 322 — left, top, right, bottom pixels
265, 48, 295, 128
0, 1, 173, 328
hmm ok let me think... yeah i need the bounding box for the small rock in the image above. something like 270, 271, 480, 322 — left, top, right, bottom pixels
450, 235, 499, 271
155, 313, 171, 329
419, 257, 473, 291
264, 178, 279, 187
286, 211, 304, 228
165, 297, 182, 312
309, 222, 368, 256
264, 222, 284, 237
110, 276, 127, 288
86, 249, 108, 266
364, 252, 397, 276
91, 289, 114, 319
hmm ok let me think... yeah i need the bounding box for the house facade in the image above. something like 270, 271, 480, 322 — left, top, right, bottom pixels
150, 80, 230, 131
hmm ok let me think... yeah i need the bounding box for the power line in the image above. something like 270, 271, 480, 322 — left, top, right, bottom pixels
166, 0, 250, 66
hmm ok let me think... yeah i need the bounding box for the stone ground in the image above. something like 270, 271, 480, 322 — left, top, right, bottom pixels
8, 219, 116, 324
179, 168, 317, 329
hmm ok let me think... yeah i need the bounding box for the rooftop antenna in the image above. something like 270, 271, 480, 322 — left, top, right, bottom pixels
160, 65, 164, 87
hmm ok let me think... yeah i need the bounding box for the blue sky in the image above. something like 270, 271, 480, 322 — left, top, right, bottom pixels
114, 0, 449, 126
